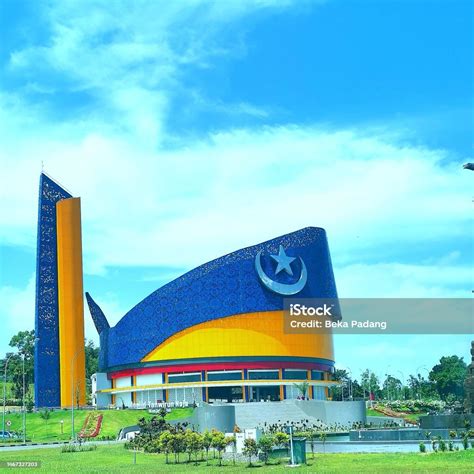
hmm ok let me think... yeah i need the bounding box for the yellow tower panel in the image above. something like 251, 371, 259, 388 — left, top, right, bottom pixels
56, 197, 86, 407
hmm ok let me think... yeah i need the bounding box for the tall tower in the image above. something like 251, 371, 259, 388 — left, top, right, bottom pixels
34, 173, 86, 408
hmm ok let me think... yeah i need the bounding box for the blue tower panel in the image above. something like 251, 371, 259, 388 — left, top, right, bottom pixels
34, 174, 71, 408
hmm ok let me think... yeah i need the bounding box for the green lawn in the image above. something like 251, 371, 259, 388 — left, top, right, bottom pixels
1, 408, 193, 443
0, 444, 473, 473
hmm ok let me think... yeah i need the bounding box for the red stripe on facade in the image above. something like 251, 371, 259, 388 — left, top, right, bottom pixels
108, 360, 331, 379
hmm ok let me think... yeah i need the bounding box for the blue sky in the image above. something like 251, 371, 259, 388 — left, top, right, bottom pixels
0, 0, 472, 381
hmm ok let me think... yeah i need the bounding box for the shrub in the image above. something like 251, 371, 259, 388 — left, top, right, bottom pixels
439, 438, 447, 452
242, 438, 258, 467
39, 409, 51, 421
201, 430, 213, 465
143, 437, 160, 453
184, 430, 203, 465
5, 399, 22, 407
419, 442, 426, 453
25, 394, 34, 413
211, 430, 227, 467
225, 435, 237, 466
274, 431, 289, 450
158, 431, 173, 464
61, 443, 97, 453
307, 429, 316, 458
170, 433, 185, 464
319, 431, 328, 454
257, 435, 274, 464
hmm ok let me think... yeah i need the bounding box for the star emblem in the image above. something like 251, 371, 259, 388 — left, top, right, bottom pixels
270, 245, 296, 276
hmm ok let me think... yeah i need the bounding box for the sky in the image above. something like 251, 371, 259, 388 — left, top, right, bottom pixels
0, 0, 472, 382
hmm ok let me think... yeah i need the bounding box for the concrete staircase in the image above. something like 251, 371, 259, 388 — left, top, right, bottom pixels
232, 400, 325, 430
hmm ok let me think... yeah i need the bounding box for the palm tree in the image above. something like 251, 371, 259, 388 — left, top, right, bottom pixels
294, 382, 310, 399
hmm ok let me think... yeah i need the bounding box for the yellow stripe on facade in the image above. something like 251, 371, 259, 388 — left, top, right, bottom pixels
142, 311, 334, 362
99, 378, 340, 394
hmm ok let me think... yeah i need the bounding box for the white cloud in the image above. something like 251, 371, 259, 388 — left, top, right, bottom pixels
335, 261, 472, 297
0, 121, 471, 280
0, 275, 36, 350
6, 0, 305, 149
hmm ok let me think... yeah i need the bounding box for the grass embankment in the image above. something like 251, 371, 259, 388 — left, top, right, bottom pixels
1, 408, 193, 443
0, 444, 473, 473
366, 408, 385, 418
366, 408, 427, 423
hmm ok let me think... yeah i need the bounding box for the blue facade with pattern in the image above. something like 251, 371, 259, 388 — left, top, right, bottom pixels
88, 227, 338, 373
34, 173, 71, 407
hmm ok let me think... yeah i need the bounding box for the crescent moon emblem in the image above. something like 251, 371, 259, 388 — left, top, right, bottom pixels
255, 249, 307, 295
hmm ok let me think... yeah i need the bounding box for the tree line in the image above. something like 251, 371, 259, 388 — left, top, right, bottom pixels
0, 330, 468, 405
331, 355, 468, 403
0, 330, 99, 402
127, 408, 290, 466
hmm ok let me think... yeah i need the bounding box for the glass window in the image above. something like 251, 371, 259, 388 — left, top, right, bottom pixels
207, 371, 242, 381
285, 385, 299, 399
248, 370, 279, 380
311, 370, 324, 381
314, 386, 326, 400
283, 370, 307, 380
168, 373, 201, 383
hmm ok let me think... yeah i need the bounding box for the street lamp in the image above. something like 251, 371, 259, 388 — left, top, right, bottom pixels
71, 347, 83, 440
386, 365, 393, 401
368, 370, 373, 403
418, 367, 430, 379
22, 352, 26, 443
385, 374, 390, 401
346, 368, 353, 400
397, 370, 405, 400
23, 337, 40, 443
2, 353, 14, 438
416, 366, 429, 400
358, 369, 366, 401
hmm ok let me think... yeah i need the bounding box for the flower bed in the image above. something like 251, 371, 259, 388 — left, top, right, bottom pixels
78, 412, 103, 438
381, 400, 445, 413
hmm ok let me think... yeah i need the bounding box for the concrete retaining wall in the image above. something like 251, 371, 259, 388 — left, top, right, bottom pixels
420, 414, 474, 430
295, 400, 366, 426
191, 404, 236, 433
366, 415, 405, 426
191, 400, 366, 431
349, 428, 462, 441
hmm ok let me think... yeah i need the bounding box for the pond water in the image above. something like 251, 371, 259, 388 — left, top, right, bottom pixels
306, 440, 464, 453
